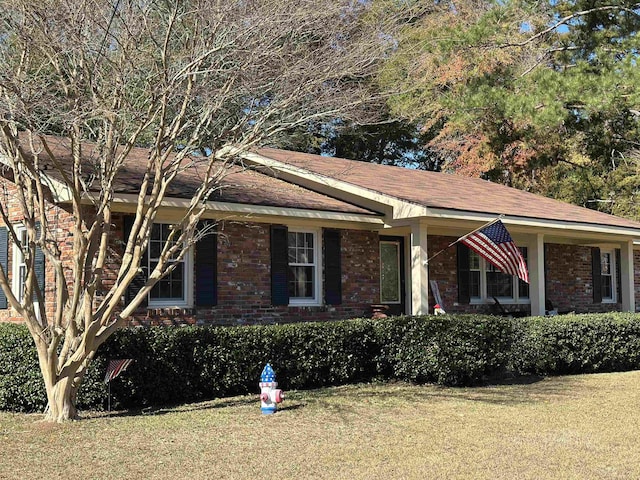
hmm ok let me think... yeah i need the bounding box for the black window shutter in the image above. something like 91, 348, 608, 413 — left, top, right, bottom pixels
270, 225, 289, 306
615, 248, 621, 303
457, 243, 470, 304
195, 221, 217, 307
123, 215, 148, 307
591, 247, 602, 303
323, 229, 342, 305
0, 227, 7, 309
34, 222, 45, 302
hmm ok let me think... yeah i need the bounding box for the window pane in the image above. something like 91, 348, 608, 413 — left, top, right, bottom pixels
150, 241, 161, 259
602, 278, 613, 300
171, 281, 183, 299
151, 223, 161, 240
601, 253, 611, 275
487, 271, 513, 298
380, 242, 400, 303
469, 251, 480, 270
470, 271, 481, 299
289, 266, 314, 298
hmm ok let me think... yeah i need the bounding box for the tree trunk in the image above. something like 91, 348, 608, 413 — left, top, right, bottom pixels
43, 371, 79, 422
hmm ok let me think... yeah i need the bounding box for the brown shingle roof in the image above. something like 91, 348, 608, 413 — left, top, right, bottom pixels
255, 147, 640, 230
25, 136, 379, 216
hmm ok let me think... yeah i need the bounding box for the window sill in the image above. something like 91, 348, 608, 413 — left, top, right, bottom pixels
148, 303, 192, 309
288, 300, 321, 307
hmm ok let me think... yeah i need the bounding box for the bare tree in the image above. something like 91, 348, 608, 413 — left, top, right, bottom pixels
0, 0, 398, 421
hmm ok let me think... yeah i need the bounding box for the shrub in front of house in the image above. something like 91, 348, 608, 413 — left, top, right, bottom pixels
509, 313, 640, 375
0, 323, 47, 412
1, 313, 640, 412
373, 315, 514, 386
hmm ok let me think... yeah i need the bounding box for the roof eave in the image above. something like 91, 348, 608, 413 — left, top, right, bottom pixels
240, 150, 640, 240
107, 193, 385, 227
410, 207, 640, 240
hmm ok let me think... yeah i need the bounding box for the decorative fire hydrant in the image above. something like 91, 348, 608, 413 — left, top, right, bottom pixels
259, 363, 284, 415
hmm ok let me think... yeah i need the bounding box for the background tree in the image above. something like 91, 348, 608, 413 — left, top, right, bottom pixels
0, 0, 402, 421
275, 114, 442, 169
380, 0, 640, 218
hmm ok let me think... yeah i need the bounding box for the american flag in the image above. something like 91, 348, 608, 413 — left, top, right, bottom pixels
460, 220, 529, 283
104, 359, 134, 384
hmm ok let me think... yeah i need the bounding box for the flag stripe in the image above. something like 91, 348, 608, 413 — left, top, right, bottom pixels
464, 234, 520, 276
104, 359, 134, 384
460, 220, 529, 283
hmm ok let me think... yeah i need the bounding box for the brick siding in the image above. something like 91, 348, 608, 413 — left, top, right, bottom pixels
0, 177, 77, 323
128, 221, 380, 326
426, 235, 636, 315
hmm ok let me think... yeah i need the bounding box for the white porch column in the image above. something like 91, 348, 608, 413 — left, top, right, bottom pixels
529, 233, 546, 316
410, 220, 429, 315
620, 239, 635, 312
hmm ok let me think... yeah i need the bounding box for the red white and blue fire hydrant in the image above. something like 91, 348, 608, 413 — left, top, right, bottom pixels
259, 363, 284, 415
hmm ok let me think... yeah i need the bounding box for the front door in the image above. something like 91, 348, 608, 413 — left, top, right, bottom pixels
379, 236, 406, 316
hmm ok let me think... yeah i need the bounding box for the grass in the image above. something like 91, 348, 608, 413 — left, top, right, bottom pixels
2, 371, 640, 480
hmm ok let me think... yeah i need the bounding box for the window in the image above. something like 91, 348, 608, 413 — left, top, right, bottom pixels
600, 250, 615, 302
12, 225, 28, 303
148, 223, 191, 307
287, 229, 320, 304
11, 224, 43, 316
380, 241, 401, 304
469, 247, 529, 303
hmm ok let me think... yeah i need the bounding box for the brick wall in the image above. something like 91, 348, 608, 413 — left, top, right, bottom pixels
0, 177, 77, 323
129, 221, 380, 326
426, 236, 629, 315
542, 243, 620, 313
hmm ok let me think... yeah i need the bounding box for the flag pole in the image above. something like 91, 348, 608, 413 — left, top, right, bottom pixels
424, 215, 504, 266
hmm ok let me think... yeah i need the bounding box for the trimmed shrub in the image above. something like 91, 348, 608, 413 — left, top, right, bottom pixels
375, 315, 514, 386
0, 324, 46, 412
510, 313, 640, 375
2, 312, 640, 413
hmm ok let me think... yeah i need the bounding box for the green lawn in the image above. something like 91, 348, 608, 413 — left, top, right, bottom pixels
2, 371, 640, 479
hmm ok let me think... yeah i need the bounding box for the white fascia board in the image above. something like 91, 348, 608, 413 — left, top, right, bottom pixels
109, 193, 385, 226
238, 151, 428, 220
0, 151, 73, 203
40, 173, 73, 203
423, 208, 640, 239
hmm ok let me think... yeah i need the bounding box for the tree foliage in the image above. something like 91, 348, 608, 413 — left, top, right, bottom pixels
0, 0, 400, 421
275, 115, 442, 169
381, 0, 640, 218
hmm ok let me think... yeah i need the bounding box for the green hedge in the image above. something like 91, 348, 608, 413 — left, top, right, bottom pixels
510, 314, 640, 375
1, 313, 640, 413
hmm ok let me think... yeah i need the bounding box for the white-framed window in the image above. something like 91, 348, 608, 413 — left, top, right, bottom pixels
287, 228, 321, 305
469, 247, 529, 304
147, 223, 192, 308
12, 225, 28, 303
600, 249, 616, 302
